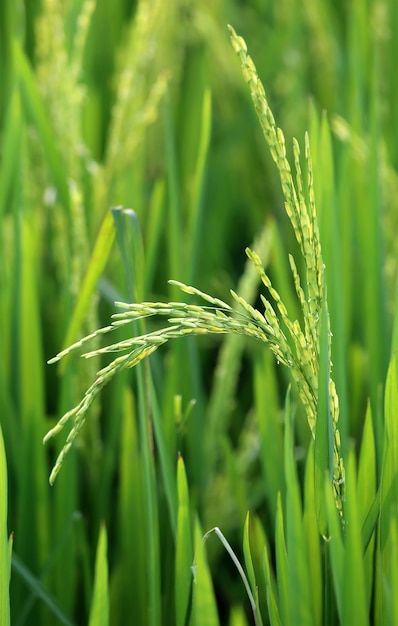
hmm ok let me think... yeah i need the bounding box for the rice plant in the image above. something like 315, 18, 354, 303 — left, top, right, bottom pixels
44, 27, 345, 523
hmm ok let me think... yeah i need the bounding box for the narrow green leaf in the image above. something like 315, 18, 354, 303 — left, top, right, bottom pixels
357, 401, 376, 606
274, 494, 288, 626
191, 518, 219, 626
112, 386, 147, 625
201, 526, 259, 626
391, 270, 398, 360
375, 356, 398, 620
242, 514, 256, 600
113, 207, 161, 626
242, 514, 264, 626
389, 520, 398, 626
380, 356, 398, 548
358, 402, 377, 539
262, 542, 281, 626
361, 489, 380, 554
88, 524, 109, 626
0, 424, 10, 626
175, 454, 193, 626
60, 209, 115, 369
149, 376, 178, 536
309, 106, 348, 448
342, 451, 369, 626
106, 207, 177, 541
51, 439, 78, 616
164, 91, 184, 289
303, 444, 323, 625
111, 207, 144, 303
254, 349, 284, 526
187, 87, 212, 282
284, 390, 315, 625
314, 295, 334, 536
325, 474, 344, 622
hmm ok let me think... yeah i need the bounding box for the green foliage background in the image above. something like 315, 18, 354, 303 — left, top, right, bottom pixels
1, 0, 398, 624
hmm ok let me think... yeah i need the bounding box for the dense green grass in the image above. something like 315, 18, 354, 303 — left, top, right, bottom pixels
1, 0, 398, 624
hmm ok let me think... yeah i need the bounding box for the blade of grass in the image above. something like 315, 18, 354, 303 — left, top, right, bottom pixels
309, 106, 348, 453
357, 401, 376, 606
112, 207, 161, 626
242, 514, 264, 626
12, 214, 51, 623
202, 525, 260, 626
303, 443, 323, 626
375, 356, 398, 620
284, 389, 315, 625
164, 91, 184, 289
51, 430, 78, 618
379, 356, 398, 550
164, 87, 206, 488
149, 375, 178, 537
342, 450, 369, 626
325, 474, 344, 623
242, 514, 271, 624
262, 541, 281, 626
187, 86, 212, 284
59, 209, 115, 372
110, 386, 147, 626
88, 523, 109, 626
191, 518, 219, 626
0, 424, 11, 626
274, 493, 288, 626
254, 349, 284, 527
175, 454, 193, 626
314, 295, 335, 536
389, 519, 398, 625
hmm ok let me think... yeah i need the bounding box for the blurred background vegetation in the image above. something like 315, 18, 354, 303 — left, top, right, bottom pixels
1, 0, 398, 623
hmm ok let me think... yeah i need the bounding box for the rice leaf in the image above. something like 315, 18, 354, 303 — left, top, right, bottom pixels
284, 389, 315, 625
59, 209, 116, 371
342, 451, 369, 625
274, 494, 288, 626
175, 454, 193, 626
262, 541, 281, 626
314, 296, 334, 536
191, 518, 219, 626
242, 514, 264, 626
88, 524, 109, 626
325, 476, 344, 622
303, 444, 323, 625
0, 424, 10, 626
375, 356, 398, 619
357, 402, 377, 605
